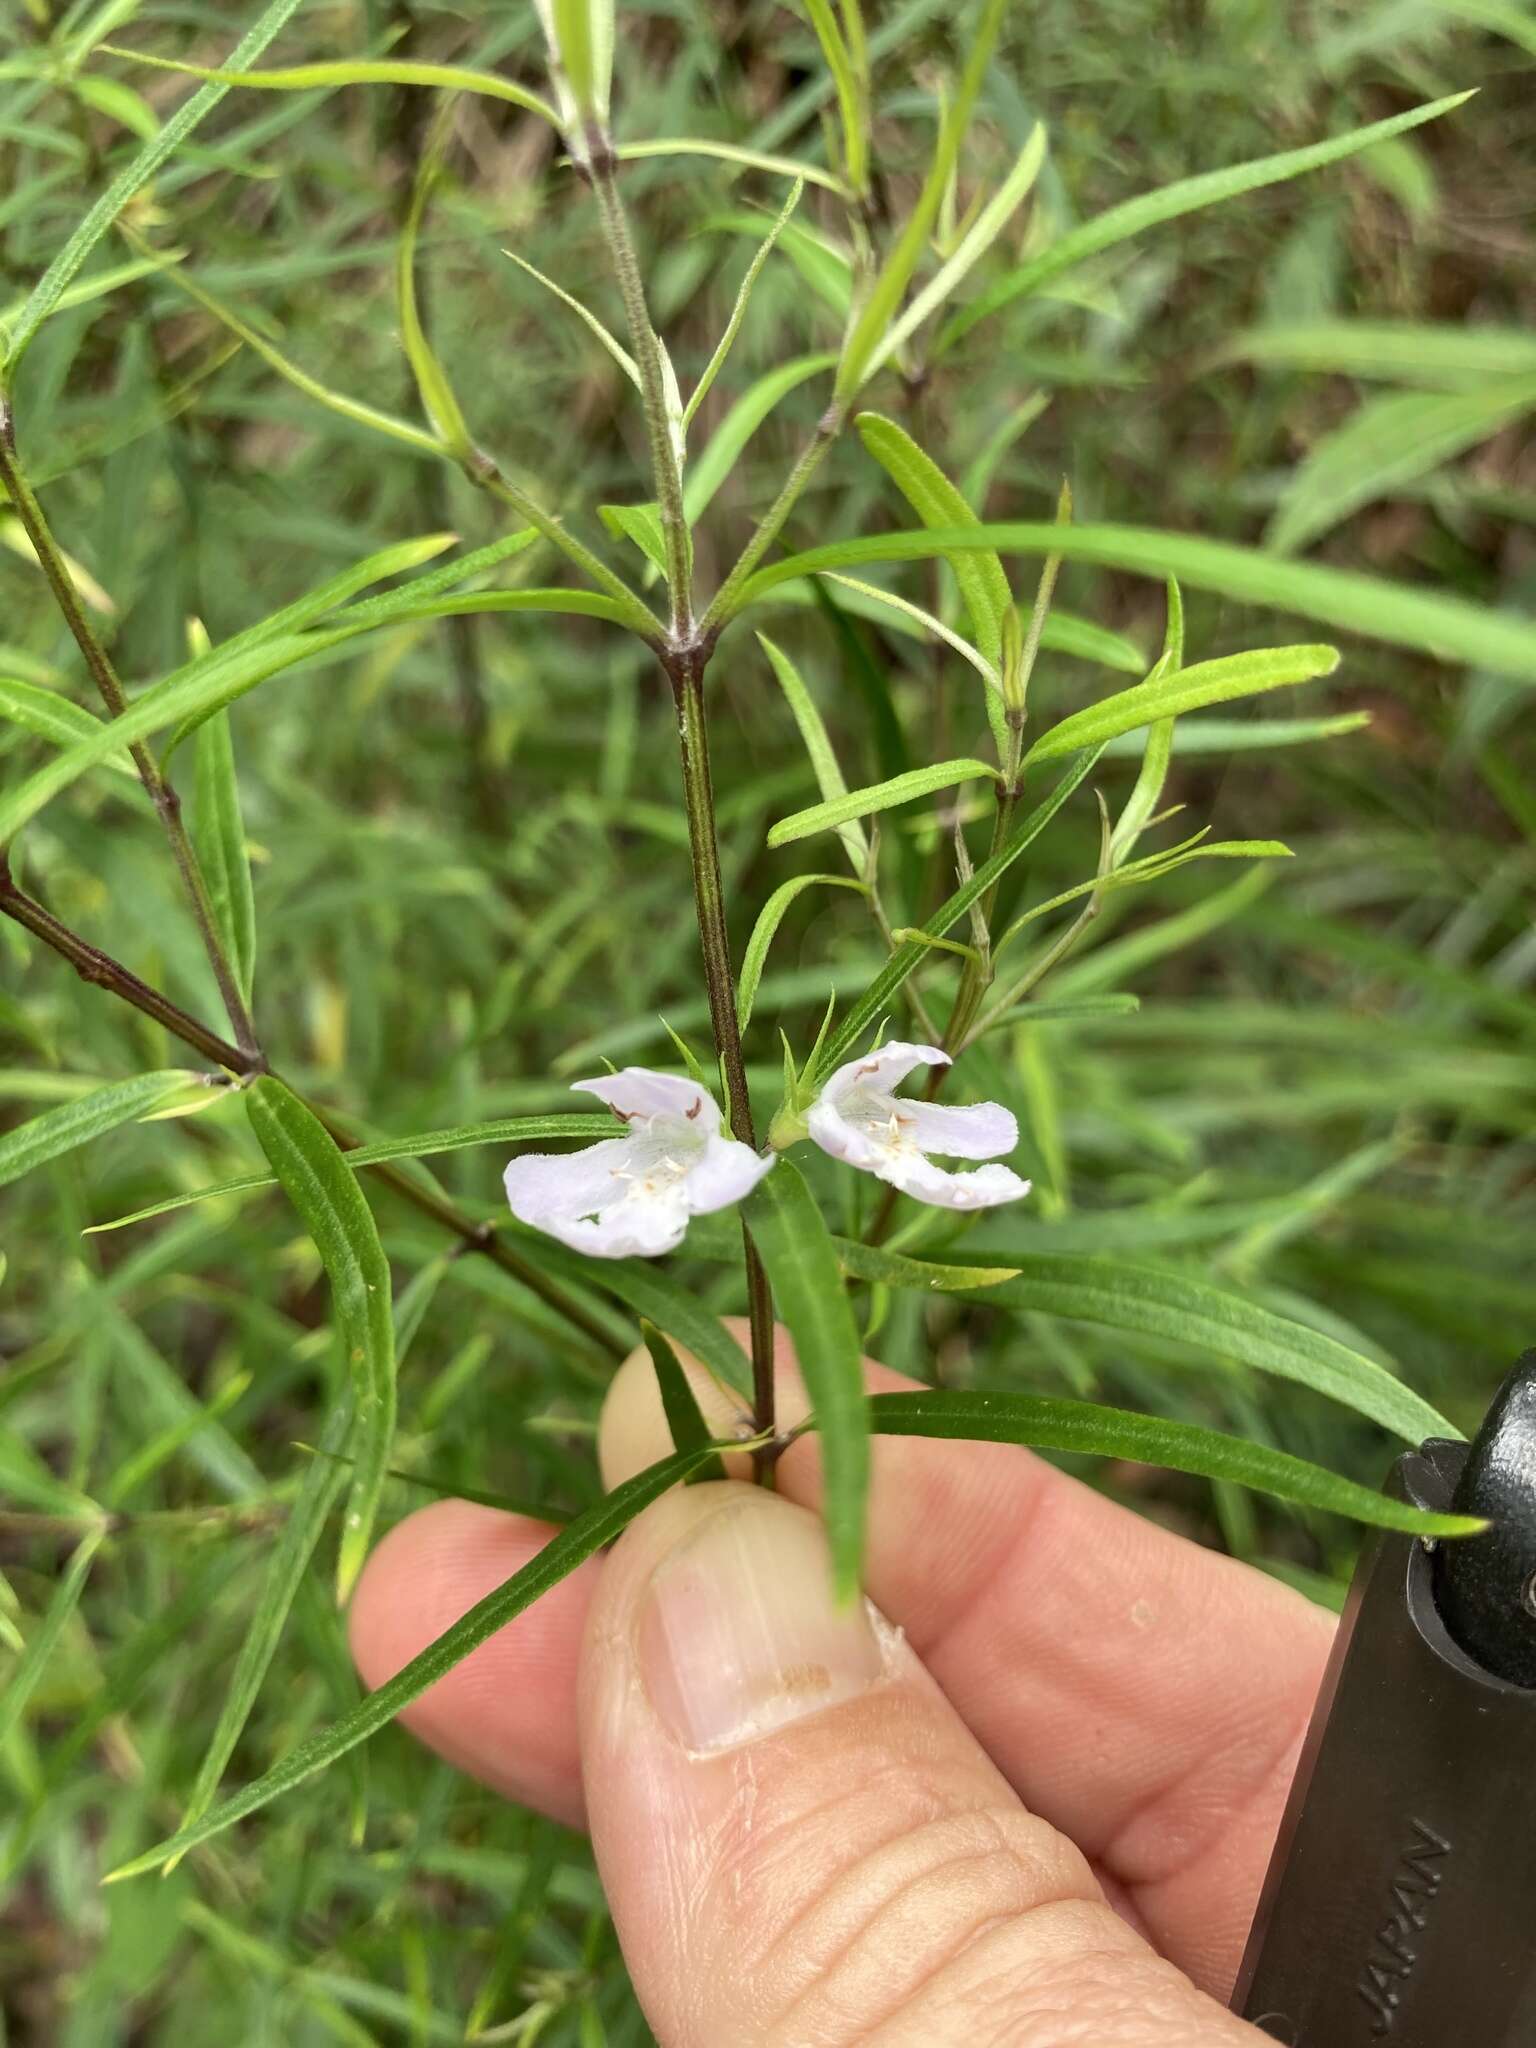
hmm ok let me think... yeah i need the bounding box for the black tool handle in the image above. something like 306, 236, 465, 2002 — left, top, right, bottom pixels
1236, 1369, 1536, 2044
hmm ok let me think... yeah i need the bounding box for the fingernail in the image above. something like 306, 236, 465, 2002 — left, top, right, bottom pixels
640, 1496, 884, 1754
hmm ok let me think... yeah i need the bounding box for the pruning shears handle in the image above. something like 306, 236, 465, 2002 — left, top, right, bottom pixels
1235, 1350, 1536, 2045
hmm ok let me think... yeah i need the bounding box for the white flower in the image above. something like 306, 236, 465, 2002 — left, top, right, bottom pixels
806, 1042, 1031, 1210
504, 1067, 772, 1259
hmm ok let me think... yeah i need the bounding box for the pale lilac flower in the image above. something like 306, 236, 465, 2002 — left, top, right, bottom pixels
806, 1042, 1031, 1210
504, 1067, 772, 1259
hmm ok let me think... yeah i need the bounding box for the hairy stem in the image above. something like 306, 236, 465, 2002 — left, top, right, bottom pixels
0, 858, 620, 1357
585, 145, 775, 1443
585, 147, 693, 634
668, 647, 776, 1450
0, 403, 264, 1063
471, 461, 664, 640
701, 407, 843, 633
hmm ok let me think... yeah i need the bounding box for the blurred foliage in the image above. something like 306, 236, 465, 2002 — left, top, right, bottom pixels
1, 0, 1533, 2039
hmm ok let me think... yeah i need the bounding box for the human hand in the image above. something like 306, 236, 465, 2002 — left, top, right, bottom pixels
349, 1325, 1332, 2045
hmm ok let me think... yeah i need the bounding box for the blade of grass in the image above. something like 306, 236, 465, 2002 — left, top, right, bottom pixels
103, 1445, 727, 1880
245, 1078, 395, 1603
937, 93, 1475, 353
167, 1403, 352, 1866
2, 0, 309, 373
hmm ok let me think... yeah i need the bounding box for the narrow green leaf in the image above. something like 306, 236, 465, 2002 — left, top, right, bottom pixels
836, 0, 1007, 396
745, 1161, 868, 1598
835, 1241, 1020, 1291
731, 522, 1536, 684
503, 249, 640, 387
768, 758, 999, 847
861, 1391, 1481, 1536
738, 874, 866, 1030
700, 212, 853, 316
170, 1404, 352, 1860
1224, 319, 1536, 387
869, 122, 1047, 373
801, 0, 867, 192
0, 676, 134, 773
245, 1078, 396, 1603
615, 139, 843, 195
1267, 377, 1536, 556
214, 531, 463, 656
70, 72, 160, 141
821, 574, 1001, 691
83, 1114, 619, 1234
642, 1322, 726, 1481
192, 711, 257, 1010
551, 0, 605, 124
684, 354, 835, 524
370, 587, 644, 633
599, 504, 668, 575
1036, 612, 1146, 674
1109, 578, 1180, 863
95, 49, 559, 126
0, 1070, 198, 1188
812, 746, 1104, 1082
946, 1255, 1456, 1443
767, 579, 1142, 674
685, 179, 806, 431
1026, 644, 1340, 764
980, 991, 1141, 1031
0, 1529, 107, 1751
398, 164, 473, 459
103, 1446, 720, 1880
137, 244, 445, 457
529, 1242, 754, 1402
938, 93, 1475, 353
0, 537, 593, 839
318, 530, 537, 637
857, 412, 1012, 674
1100, 711, 1372, 756
758, 632, 867, 870
2, 0, 307, 372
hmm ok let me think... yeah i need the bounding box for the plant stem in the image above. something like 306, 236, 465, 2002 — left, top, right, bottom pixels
667, 648, 777, 1441
0, 401, 264, 1064
0, 858, 621, 1358
0, 850, 251, 1072
701, 407, 843, 633
472, 461, 664, 641
585, 146, 693, 634
961, 893, 1102, 1051
584, 143, 776, 1445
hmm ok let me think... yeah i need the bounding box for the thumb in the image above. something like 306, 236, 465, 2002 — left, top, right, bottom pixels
579, 1481, 1262, 2047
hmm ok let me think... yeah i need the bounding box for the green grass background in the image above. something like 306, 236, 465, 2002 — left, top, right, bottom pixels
2, 0, 1533, 2038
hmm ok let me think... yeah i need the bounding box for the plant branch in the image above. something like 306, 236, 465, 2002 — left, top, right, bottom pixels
701, 406, 843, 634
667, 645, 776, 1452
585, 137, 776, 1437
471, 460, 664, 640
0, 850, 252, 1072
0, 859, 621, 1357
0, 401, 264, 1063
585, 148, 693, 634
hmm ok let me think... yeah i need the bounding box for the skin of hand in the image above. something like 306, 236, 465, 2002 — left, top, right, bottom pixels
349, 1324, 1333, 2047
